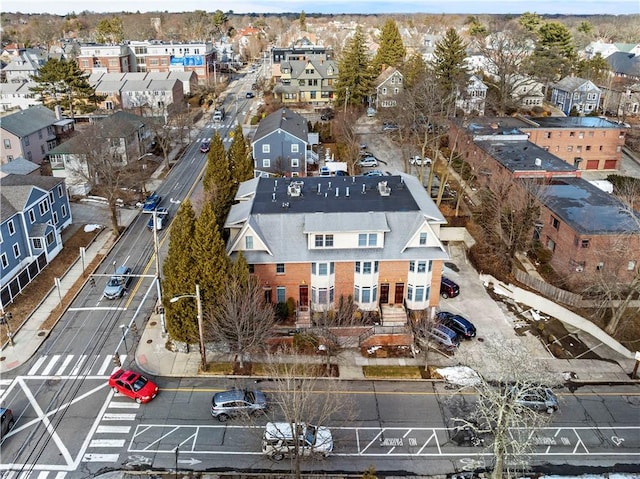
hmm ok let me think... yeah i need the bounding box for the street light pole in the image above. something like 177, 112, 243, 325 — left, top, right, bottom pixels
120, 324, 128, 352
169, 284, 206, 371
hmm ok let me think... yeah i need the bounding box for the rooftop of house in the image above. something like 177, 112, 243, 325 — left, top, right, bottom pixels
475, 139, 577, 175
523, 116, 625, 129
455, 117, 531, 137
1, 105, 57, 137
0, 174, 64, 222
542, 177, 640, 235
252, 108, 308, 144
0, 157, 40, 176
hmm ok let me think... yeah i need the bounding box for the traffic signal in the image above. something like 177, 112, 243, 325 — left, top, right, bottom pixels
112, 353, 121, 367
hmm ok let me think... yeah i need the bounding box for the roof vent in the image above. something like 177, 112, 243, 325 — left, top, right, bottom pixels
282, 202, 290, 209
534, 157, 542, 167
272, 192, 276, 202
287, 182, 302, 197
378, 181, 391, 196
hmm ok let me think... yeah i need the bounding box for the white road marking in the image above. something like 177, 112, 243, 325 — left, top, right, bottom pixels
97, 355, 115, 375
96, 426, 131, 434
89, 439, 126, 448
69, 355, 87, 376
81, 454, 119, 463
55, 355, 75, 376
102, 413, 137, 421
28, 356, 47, 375
108, 401, 140, 409
67, 307, 127, 311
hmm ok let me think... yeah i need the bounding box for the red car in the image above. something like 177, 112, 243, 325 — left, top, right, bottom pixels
109, 369, 158, 403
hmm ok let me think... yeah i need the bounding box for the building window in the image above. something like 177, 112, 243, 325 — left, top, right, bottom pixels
315, 234, 334, 247
276, 263, 285, 274
407, 285, 413, 300
39, 200, 50, 215
8, 220, 15, 235
628, 261, 636, 271
409, 261, 415, 272
419, 232, 427, 245
579, 132, 584, 139
551, 216, 560, 230
318, 263, 328, 275
547, 237, 556, 251
262, 144, 270, 153
569, 131, 575, 137
29, 209, 36, 223
545, 132, 551, 139
581, 239, 590, 248
4, 139, 11, 148
586, 145, 591, 151
291, 158, 299, 167
46, 231, 54, 245
567, 145, 573, 152
291, 144, 299, 153
596, 262, 604, 271
57, 184, 64, 197
361, 286, 371, 303
276, 286, 286, 303
248, 264, 255, 273
13, 243, 20, 258
61, 204, 67, 218
417, 261, 427, 273
358, 233, 377, 247
415, 285, 425, 302
262, 159, 270, 168
245, 236, 254, 249
0, 253, 7, 268
32, 238, 43, 249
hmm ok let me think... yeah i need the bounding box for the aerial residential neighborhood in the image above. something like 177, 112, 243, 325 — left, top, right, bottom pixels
0, 6, 639, 479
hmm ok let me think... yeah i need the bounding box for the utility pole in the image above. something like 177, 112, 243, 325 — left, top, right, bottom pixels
152, 208, 166, 334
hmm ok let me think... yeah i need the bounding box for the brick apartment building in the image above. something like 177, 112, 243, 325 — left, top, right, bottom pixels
224, 174, 449, 326
449, 117, 640, 288
518, 116, 628, 171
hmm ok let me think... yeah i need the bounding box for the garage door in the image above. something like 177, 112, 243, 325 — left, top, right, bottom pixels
604, 159, 617, 169
586, 160, 600, 170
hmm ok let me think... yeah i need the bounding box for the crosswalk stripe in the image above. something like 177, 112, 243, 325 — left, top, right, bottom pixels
108, 401, 140, 409
28, 356, 47, 375
37, 472, 49, 479
82, 453, 119, 462
54, 473, 66, 479
89, 439, 126, 448
69, 355, 87, 376
97, 425, 131, 434
55, 355, 75, 375
102, 413, 137, 421
40, 354, 61, 375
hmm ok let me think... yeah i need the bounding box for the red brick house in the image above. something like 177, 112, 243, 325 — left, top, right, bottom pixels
224, 174, 449, 327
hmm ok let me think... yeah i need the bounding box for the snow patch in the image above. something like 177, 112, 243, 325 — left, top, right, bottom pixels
84, 224, 103, 233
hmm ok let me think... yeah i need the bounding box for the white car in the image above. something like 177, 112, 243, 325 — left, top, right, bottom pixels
359, 156, 379, 167
410, 156, 432, 166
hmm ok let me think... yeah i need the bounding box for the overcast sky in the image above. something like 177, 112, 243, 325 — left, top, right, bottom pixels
4, 0, 639, 16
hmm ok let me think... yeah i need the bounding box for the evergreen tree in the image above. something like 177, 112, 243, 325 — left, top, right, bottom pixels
528, 21, 576, 88
228, 252, 250, 290
299, 11, 306, 31
430, 28, 469, 100
192, 202, 229, 309
401, 52, 428, 89
95, 16, 124, 44
335, 26, 375, 107
162, 200, 198, 343
31, 58, 97, 117
518, 12, 543, 32
203, 131, 233, 229
228, 124, 254, 185
371, 19, 406, 73
537, 21, 576, 59
575, 53, 610, 84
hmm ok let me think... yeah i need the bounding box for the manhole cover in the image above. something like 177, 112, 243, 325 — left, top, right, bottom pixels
150, 321, 157, 326
147, 339, 153, 344
0, 356, 5, 361
38, 331, 46, 337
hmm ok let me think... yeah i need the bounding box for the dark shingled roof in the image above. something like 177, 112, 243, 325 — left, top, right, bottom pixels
0, 105, 57, 137
252, 108, 308, 143
474, 139, 577, 174
0, 174, 64, 222
524, 116, 624, 129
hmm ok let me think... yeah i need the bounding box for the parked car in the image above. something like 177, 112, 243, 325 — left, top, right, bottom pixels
1, 407, 15, 439
109, 369, 158, 404
440, 276, 460, 299
320, 108, 335, 121
436, 311, 476, 339
359, 156, 379, 167
262, 422, 333, 461
510, 386, 559, 413
382, 122, 399, 132
142, 192, 162, 212
103, 266, 133, 299
427, 324, 460, 351
147, 207, 169, 231
410, 156, 432, 166
211, 388, 268, 422
366, 107, 376, 117
246, 91, 255, 98
200, 141, 210, 153
362, 170, 385, 177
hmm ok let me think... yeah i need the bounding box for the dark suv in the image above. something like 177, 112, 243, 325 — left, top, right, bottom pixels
436, 311, 476, 339
211, 389, 268, 422
440, 276, 460, 299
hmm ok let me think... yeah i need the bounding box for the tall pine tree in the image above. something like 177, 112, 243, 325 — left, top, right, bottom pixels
162, 200, 199, 343
203, 131, 233, 230
336, 26, 375, 107
192, 202, 229, 308
228, 124, 254, 186
371, 19, 406, 74
430, 28, 469, 101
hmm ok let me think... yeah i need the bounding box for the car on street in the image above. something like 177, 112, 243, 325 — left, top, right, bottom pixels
382, 121, 399, 132
200, 141, 210, 153
146, 207, 169, 231
366, 107, 376, 117
109, 369, 158, 403
426, 324, 460, 351
510, 386, 559, 413
262, 422, 333, 461
103, 265, 133, 299
320, 108, 335, 121
440, 276, 460, 298
211, 388, 268, 422
362, 170, 385, 177
1, 407, 15, 439
410, 156, 432, 166
359, 156, 379, 167
436, 311, 476, 339
246, 91, 255, 98
142, 192, 162, 211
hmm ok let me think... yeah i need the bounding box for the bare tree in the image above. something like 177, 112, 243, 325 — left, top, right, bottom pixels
205, 276, 276, 370
332, 109, 361, 174
445, 337, 561, 478
261, 353, 354, 478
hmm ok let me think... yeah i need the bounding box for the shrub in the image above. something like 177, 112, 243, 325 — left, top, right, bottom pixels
286, 297, 296, 317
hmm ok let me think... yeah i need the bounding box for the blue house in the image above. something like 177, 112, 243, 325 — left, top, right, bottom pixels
251, 108, 310, 177
0, 174, 72, 306
550, 77, 601, 116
